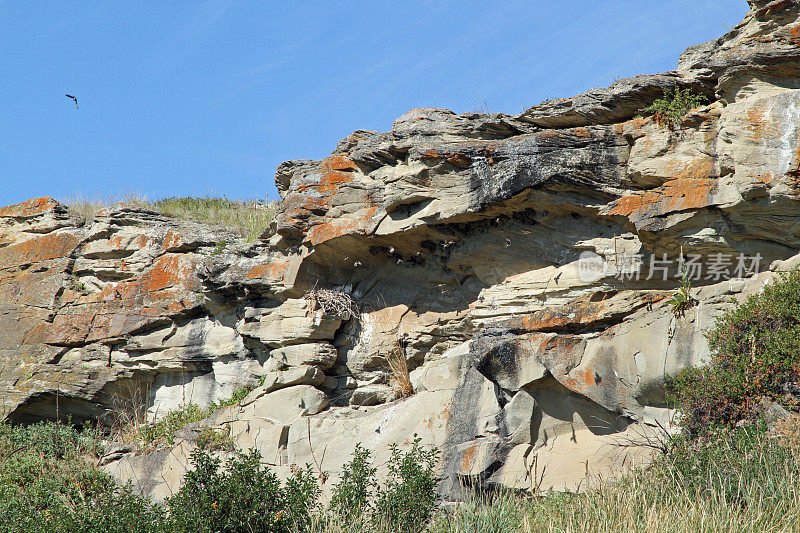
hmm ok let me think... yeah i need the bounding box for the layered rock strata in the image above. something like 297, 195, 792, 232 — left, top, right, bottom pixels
3, 0, 800, 498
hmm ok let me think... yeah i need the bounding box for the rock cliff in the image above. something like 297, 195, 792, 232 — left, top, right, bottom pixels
4, 0, 800, 499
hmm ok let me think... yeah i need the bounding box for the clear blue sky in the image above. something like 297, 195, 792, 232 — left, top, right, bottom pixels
0, 1, 749, 207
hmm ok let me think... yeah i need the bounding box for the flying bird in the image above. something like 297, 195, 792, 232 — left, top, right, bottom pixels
65, 94, 78, 109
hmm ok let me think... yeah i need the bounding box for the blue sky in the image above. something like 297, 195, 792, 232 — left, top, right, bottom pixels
0, 1, 749, 207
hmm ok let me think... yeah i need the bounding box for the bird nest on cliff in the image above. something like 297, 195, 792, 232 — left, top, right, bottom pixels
304, 288, 361, 321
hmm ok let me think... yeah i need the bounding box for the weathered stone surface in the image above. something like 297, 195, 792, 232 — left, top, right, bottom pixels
520, 74, 713, 129
270, 342, 338, 369
14, 1, 800, 501
254, 366, 326, 395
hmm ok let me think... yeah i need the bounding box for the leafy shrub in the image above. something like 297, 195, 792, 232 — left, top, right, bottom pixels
329, 443, 377, 522
0, 422, 163, 533
374, 437, 440, 533
642, 88, 708, 129
669, 268, 800, 432
166, 448, 319, 533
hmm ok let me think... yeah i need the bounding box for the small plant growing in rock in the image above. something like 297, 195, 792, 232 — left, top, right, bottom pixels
195, 425, 234, 452
642, 88, 708, 129
667, 272, 697, 318
210, 241, 228, 255
386, 341, 414, 399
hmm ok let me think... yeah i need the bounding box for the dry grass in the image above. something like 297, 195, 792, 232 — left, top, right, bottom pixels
62, 193, 275, 242
386, 341, 413, 399
425, 423, 800, 533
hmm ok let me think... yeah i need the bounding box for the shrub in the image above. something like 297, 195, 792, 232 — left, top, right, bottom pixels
329, 443, 378, 523
374, 437, 440, 533
0, 422, 163, 533
669, 268, 800, 433
642, 88, 708, 129
166, 448, 319, 533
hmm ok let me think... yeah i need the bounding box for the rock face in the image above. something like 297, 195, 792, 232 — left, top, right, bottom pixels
6, 0, 800, 500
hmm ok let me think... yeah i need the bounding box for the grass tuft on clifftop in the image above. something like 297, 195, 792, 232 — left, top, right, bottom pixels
65, 194, 275, 242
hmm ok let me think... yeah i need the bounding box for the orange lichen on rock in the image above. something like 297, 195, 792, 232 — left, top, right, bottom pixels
145, 255, 198, 293
0, 232, 79, 267
316, 155, 357, 194
421, 149, 440, 160
603, 178, 715, 222
305, 205, 379, 246
461, 444, 478, 472
790, 25, 800, 46
0, 197, 59, 218
445, 153, 471, 168
509, 301, 608, 332
746, 107, 778, 141
161, 231, 184, 251
246, 261, 289, 281
664, 157, 714, 180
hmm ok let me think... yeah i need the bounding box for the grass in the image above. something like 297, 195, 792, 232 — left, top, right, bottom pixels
426, 422, 800, 533
63, 193, 275, 242
128, 384, 255, 449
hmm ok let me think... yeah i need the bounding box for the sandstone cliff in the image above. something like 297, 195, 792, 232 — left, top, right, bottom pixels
3, 0, 800, 499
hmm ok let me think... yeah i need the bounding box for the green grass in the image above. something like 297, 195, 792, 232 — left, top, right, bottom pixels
64, 193, 275, 243
136, 384, 255, 448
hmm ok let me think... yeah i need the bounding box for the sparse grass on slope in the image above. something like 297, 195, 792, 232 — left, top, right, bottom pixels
426, 423, 800, 533
64, 194, 275, 242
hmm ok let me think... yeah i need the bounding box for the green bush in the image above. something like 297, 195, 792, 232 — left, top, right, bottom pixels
0, 422, 163, 533
642, 88, 708, 129
669, 268, 800, 433
374, 437, 440, 533
329, 443, 378, 523
166, 448, 319, 533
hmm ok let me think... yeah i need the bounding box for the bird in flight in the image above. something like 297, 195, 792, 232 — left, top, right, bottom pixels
65, 94, 78, 109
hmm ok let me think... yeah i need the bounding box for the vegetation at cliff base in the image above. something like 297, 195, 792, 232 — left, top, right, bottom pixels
0, 422, 440, 533
669, 267, 800, 433
7, 271, 800, 532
